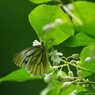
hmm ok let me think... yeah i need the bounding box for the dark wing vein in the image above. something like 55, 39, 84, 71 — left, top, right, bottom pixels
14, 45, 48, 76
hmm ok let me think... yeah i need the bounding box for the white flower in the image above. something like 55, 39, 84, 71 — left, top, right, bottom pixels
71, 54, 80, 59
53, 57, 61, 65
53, 66, 61, 69
67, 4, 75, 11
43, 24, 54, 32
50, 50, 63, 57
82, 84, 87, 87
61, 82, 73, 90
75, 61, 82, 66
85, 56, 95, 62
85, 57, 91, 62
42, 18, 63, 32
50, 50, 63, 65
69, 90, 77, 95
33, 40, 41, 46
68, 71, 74, 77
44, 72, 53, 83
77, 70, 84, 79
57, 71, 63, 79
57, 52, 63, 56
62, 76, 74, 81
54, 18, 63, 26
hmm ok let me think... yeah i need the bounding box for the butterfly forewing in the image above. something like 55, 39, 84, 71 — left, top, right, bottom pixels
13, 45, 49, 76
28, 51, 42, 75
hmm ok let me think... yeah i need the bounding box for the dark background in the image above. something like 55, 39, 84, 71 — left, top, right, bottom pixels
0, 0, 94, 95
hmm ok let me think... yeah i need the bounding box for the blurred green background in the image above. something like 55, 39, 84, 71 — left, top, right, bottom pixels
0, 0, 46, 95
0, 0, 94, 95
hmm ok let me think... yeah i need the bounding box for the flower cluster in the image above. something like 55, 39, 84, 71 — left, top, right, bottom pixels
50, 50, 63, 65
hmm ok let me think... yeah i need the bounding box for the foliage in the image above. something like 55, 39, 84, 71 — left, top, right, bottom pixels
0, 69, 41, 82
1, 0, 95, 95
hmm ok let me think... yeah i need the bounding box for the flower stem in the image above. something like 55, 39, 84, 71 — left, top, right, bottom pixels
61, 59, 95, 74
71, 63, 95, 74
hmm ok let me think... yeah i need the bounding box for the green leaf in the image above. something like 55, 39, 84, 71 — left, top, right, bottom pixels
0, 69, 41, 82
59, 84, 76, 95
64, 32, 95, 47
41, 83, 87, 95
29, 0, 50, 4
46, 85, 60, 95
40, 84, 61, 95
67, 1, 95, 38
60, 84, 87, 95
29, 5, 74, 46
80, 45, 95, 77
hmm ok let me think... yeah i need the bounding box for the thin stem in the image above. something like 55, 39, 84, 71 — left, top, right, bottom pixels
71, 63, 95, 74
88, 81, 95, 84
75, 78, 80, 91
71, 78, 95, 84
77, 81, 95, 84
61, 59, 95, 74
67, 64, 70, 71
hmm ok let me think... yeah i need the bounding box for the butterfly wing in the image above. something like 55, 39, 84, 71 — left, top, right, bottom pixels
13, 45, 49, 76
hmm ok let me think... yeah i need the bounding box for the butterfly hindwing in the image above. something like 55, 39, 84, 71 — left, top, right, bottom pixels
13, 45, 49, 76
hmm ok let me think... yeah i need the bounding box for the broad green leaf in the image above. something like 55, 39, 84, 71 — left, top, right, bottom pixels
64, 32, 95, 47
29, 0, 50, 4
67, 1, 95, 38
0, 69, 41, 82
29, 5, 74, 46
80, 45, 95, 77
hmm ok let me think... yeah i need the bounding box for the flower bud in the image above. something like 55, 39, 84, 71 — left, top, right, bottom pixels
85, 57, 91, 62
77, 70, 84, 79
69, 90, 77, 95
33, 40, 41, 46
61, 82, 73, 90
85, 78, 89, 82
71, 54, 80, 59
43, 24, 54, 32
76, 61, 82, 66
57, 71, 63, 80
68, 71, 74, 77
50, 50, 63, 65
85, 56, 95, 62
83, 78, 89, 82
44, 72, 53, 83
53, 58, 61, 65
61, 76, 72, 82
54, 18, 63, 26
82, 84, 88, 88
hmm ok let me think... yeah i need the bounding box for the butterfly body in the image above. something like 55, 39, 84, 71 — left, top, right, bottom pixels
13, 45, 49, 76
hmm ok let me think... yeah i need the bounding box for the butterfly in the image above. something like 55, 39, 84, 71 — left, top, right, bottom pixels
13, 45, 49, 76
